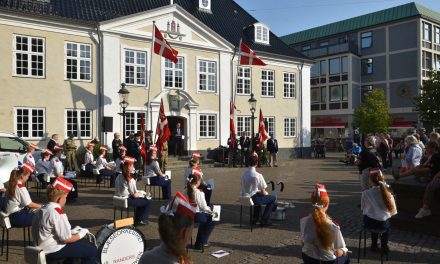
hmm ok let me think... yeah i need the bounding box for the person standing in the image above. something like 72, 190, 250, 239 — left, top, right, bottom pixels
378, 133, 390, 171
241, 152, 276, 226
173, 122, 183, 157
112, 132, 123, 162
47, 134, 59, 154
267, 134, 278, 167
63, 134, 79, 172
239, 131, 250, 167
227, 134, 238, 168
356, 136, 382, 191
159, 141, 168, 172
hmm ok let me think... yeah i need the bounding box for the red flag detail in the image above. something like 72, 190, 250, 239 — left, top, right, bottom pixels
258, 109, 269, 148
155, 99, 171, 152
153, 25, 178, 63
239, 41, 267, 66
230, 100, 236, 146
140, 113, 147, 160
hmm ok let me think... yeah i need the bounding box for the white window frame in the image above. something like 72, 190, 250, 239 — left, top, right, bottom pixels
283, 72, 295, 98
254, 23, 270, 45
162, 56, 185, 90
65, 109, 92, 139
236, 116, 252, 135
283, 117, 296, 138
423, 22, 432, 42
197, 59, 217, 93
261, 69, 275, 97
360, 31, 372, 49
198, 113, 217, 139
123, 48, 147, 87
125, 111, 144, 137
14, 107, 45, 140
237, 66, 252, 95
264, 116, 275, 136
13, 34, 45, 78
65, 41, 92, 82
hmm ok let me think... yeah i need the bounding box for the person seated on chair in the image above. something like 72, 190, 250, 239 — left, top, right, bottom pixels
139, 192, 196, 264
361, 170, 397, 253
114, 146, 127, 174
82, 142, 96, 176
95, 146, 116, 188
142, 146, 171, 200
415, 147, 440, 218
301, 184, 349, 264
240, 152, 276, 227
50, 145, 78, 202
115, 156, 152, 226
32, 177, 97, 263
3, 163, 42, 227
183, 152, 212, 205
186, 171, 216, 250
36, 149, 53, 188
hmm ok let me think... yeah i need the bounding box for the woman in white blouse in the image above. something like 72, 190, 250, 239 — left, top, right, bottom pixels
185, 171, 216, 250
143, 149, 171, 200
300, 184, 349, 264
83, 142, 96, 176
95, 146, 117, 187
114, 156, 151, 226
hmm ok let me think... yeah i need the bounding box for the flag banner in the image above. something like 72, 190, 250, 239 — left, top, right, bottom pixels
239, 40, 267, 66
258, 108, 269, 148
155, 99, 171, 152
154, 25, 178, 63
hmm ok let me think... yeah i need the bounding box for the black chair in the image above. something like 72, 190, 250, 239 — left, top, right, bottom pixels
357, 227, 389, 264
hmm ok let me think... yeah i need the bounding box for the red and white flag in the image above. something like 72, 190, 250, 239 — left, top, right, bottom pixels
239, 39, 267, 66
140, 113, 147, 160
153, 25, 178, 63
155, 99, 171, 152
230, 100, 236, 145
258, 109, 269, 148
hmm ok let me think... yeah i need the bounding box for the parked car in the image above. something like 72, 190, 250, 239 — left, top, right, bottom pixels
0, 132, 42, 183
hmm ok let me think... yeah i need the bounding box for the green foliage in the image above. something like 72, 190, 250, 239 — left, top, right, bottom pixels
353, 89, 392, 134
413, 71, 440, 130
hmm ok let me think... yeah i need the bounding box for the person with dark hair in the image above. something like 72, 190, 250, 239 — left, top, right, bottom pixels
361, 170, 397, 253
46, 134, 59, 154
83, 142, 96, 176
173, 122, 184, 157
356, 135, 381, 191
114, 146, 127, 174
4, 163, 42, 227
95, 146, 117, 187
139, 192, 196, 264
186, 171, 217, 249
240, 152, 275, 226
115, 156, 151, 226
239, 131, 250, 167
267, 133, 278, 167
143, 146, 172, 200
301, 184, 349, 264
36, 149, 53, 188
50, 145, 78, 201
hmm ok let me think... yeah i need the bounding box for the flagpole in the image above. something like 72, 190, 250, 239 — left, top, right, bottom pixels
146, 21, 155, 131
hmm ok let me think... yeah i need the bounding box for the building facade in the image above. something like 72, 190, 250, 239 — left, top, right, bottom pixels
282, 2, 439, 142
0, 0, 312, 158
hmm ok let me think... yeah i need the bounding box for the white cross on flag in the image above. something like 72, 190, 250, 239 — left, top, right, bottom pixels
155, 99, 171, 152
154, 25, 178, 63
239, 40, 267, 66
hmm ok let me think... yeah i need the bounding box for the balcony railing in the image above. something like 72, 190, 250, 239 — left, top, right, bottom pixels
301, 42, 358, 58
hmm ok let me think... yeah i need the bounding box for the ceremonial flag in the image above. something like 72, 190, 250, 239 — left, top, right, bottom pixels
239, 39, 267, 66
153, 25, 178, 63
140, 113, 147, 160
258, 108, 269, 148
155, 99, 171, 152
230, 100, 236, 145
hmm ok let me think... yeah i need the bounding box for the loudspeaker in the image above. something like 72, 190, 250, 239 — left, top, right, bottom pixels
103, 116, 113, 132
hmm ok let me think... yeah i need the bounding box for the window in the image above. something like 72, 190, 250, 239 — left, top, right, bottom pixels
361, 31, 372, 49
435, 54, 440, 71
284, 118, 296, 137
311, 87, 327, 111
320, 60, 327, 75
0, 136, 29, 154
65, 42, 91, 81
66, 109, 92, 138
164, 57, 184, 89
341, 56, 348, 73
124, 49, 147, 86
435, 27, 440, 44
422, 51, 432, 76
198, 60, 216, 92
199, 114, 216, 138
255, 24, 269, 44
264, 117, 275, 136
283, 72, 295, 98
237, 67, 251, 95
342, 84, 348, 101
361, 58, 373, 75
329, 58, 340, 75
302, 45, 311, 51
339, 36, 347, 43
311, 88, 320, 103
320, 41, 329, 47
330, 85, 341, 102
237, 116, 251, 134
361, 85, 373, 102
423, 22, 432, 42
311, 63, 319, 77
261, 70, 274, 97
15, 107, 45, 138
14, 35, 45, 77
125, 111, 144, 137
321, 87, 327, 104
328, 85, 348, 109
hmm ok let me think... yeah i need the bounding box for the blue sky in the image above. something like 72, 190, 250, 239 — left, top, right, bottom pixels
234, 0, 440, 37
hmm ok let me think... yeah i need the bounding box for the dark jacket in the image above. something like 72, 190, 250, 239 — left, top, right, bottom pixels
239, 136, 250, 151
173, 127, 183, 140
46, 139, 57, 153
112, 139, 122, 161
267, 138, 278, 153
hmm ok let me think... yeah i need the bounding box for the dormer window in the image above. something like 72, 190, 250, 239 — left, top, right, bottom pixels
199, 0, 211, 12
254, 23, 269, 45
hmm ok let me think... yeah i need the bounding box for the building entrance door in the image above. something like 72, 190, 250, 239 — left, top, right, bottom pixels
167, 116, 186, 156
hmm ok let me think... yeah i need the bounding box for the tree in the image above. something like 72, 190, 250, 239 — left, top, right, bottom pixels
414, 71, 440, 130
353, 89, 392, 134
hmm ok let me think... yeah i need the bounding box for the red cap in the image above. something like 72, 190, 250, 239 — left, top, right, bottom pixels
119, 146, 127, 151
28, 143, 38, 149
192, 168, 203, 177
314, 183, 328, 197
192, 152, 201, 158
149, 145, 158, 152
167, 192, 196, 220
100, 146, 107, 151
21, 162, 35, 174
251, 151, 258, 158
44, 149, 53, 156
123, 156, 136, 164
52, 177, 73, 193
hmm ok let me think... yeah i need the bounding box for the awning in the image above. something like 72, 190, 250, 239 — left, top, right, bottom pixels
311, 122, 347, 128
389, 122, 416, 128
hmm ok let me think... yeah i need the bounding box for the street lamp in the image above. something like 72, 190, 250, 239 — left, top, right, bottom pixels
248, 93, 257, 150
118, 83, 130, 138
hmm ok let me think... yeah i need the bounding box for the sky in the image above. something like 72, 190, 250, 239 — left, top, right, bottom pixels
234, 0, 440, 37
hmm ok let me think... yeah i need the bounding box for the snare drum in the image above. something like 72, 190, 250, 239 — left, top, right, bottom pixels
95, 224, 146, 264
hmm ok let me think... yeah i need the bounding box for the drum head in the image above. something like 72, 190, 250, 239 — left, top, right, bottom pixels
98, 226, 146, 264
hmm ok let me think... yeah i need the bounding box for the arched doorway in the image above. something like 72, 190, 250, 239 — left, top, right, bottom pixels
168, 116, 186, 156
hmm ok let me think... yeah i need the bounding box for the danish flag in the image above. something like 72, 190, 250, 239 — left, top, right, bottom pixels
230, 100, 236, 146
153, 25, 178, 63
140, 113, 147, 160
155, 99, 171, 152
239, 40, 267, 66
258, 109, 269, 148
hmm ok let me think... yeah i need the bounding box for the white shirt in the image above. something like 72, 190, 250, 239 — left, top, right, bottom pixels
32, 202, 71, 254
187, 186, 212, 214
84, 151, 94, 165
361, 186, 397, 221
23, 152, 36, 166
115, 174, 138, 197
114, 158, 123, 174
50, 157, 64, 177
4, 180, 32, 214
143, 161, 161, 179
300, 215, 348, 261
240, 167, 267, 197
95, 155, 108, 171
183, 167, 206, 185
36, 159, 51, 176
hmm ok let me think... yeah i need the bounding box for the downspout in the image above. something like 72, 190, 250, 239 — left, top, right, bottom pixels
95, 23, 103, 145
298, 61, 304, 158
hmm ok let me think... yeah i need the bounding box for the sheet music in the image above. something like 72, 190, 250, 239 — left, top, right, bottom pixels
212, 205, 221, 221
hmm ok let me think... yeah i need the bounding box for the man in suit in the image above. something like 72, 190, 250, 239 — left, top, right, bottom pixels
267, 133, 278, 167
47, 134, 59, 153
227, 134, 239, 168
112, 132, 122, 161
239, 131, 250, 167
173, 122, 183, 157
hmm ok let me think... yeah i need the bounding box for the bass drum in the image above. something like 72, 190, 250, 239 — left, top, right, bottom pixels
96, 224, 146, 264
